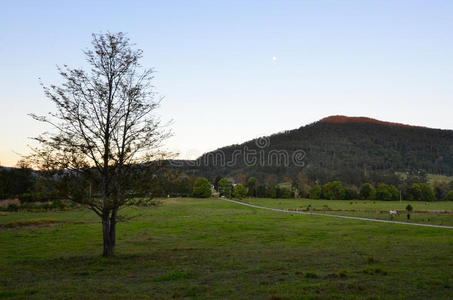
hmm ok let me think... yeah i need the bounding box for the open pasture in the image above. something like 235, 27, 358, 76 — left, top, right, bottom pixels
1, 198, 453, 299
250, 198, 453, 227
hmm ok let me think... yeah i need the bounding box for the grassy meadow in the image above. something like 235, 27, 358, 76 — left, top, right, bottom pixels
1, 198, 453, 299
247, 198, 453, 227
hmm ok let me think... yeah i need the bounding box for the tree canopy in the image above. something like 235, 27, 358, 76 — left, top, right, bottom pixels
26, 32, 170, 257
192, 177, 212, 198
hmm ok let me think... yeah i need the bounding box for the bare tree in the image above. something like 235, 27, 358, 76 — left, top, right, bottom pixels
27, 32, 171, 257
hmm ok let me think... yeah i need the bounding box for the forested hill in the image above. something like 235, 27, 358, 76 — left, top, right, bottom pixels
186, 115, 453, 185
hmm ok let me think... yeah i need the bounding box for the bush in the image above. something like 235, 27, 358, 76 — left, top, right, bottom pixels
7, 203, 19, 212
367, 254, 377, 264
448, 191, 453, 201
406, 183, 435, 202
232, 184, 248, 199
268, 186, 277, 198
388, 185, 400, 201
376, 184, 392, 201
192, 177, 212, 198
338, 270, 347, 278
50, 200, 65, 209
421, 184, 435, 202
376, 184, 399, 201
309, 185, 321, 199
218, 178, 232, 198
276, 186, 292, 199
362, 266, 387, 275
360, 183, 376, 200
126, 197, 162, 207
304, 272, 319, 278
321, 181, 345, 200
246, 177, 257, 197
18, 193, 34, 203
344, 186, 359, 200
433, 182, 450, 201
256, 185, 267, 198
406, 204, 413, 212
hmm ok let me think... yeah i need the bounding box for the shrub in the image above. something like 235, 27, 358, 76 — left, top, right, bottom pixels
406, 204, 413, 212
232, 184, 248, 199
388, 185, 400, 201
309, 185, 321, 199
362, 266, 387, 275
127, 198, 162, 207
304, 272, 319, 278
433, 182, 450, 201
246, 177, 257, 197
360, 183, 376, 200
192, 178, 211, 198
376, 184, 399, 201
18, 193, 34, 203
367, 254, 377, 264
376, 184, 392, 201
218, 178, 232, 198
50, 200, 66, 209
276, 186, 292, 199
406, 183, 421, 201
338, 270, 347, 278
255, 185, 266, 198
7, 203, 19, 212
344, 186, 359, 200
447, 191, 453, 201
421, 184, 436, 202
406, 183, 435, 201
321, 181, 345, 200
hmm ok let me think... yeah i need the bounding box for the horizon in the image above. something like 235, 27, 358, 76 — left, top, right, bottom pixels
1, 113, 449, 168
2, 1, 453, 167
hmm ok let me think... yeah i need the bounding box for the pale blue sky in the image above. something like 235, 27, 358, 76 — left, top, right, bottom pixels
1, 0, 453, 166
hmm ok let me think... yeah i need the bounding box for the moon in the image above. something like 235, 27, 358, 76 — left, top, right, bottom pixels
272, 56, 277, 61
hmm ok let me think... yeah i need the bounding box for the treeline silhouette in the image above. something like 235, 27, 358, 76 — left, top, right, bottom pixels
3, 117, 453, 205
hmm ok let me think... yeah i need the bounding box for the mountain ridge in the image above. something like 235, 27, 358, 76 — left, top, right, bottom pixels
318, 115, 428, 129
187, 115, 453, 185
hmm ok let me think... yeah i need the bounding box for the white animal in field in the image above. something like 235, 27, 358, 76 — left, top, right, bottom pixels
389, 210, 399, 219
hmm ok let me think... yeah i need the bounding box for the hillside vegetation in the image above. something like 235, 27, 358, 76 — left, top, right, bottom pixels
188, 116, 453, 185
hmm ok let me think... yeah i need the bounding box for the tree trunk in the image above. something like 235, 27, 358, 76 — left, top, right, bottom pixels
110, 208, 117, 250
102, 212, 116, 257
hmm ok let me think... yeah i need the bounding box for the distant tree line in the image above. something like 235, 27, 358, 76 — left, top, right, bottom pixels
0, 167, 31, 199
2, 166, 453, 205
307, 182, 440, 202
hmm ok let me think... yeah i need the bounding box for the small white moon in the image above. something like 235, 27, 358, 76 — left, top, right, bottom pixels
272, 56, 277, 61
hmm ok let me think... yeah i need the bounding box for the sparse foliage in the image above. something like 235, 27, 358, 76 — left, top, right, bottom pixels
26, 32, 171, 257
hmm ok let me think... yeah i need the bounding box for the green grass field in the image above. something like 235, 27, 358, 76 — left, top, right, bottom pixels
1, 198, 453, 299
247, 198, 453, 226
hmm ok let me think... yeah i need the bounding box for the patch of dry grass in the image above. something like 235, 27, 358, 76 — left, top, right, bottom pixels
1, 218, 60, 229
